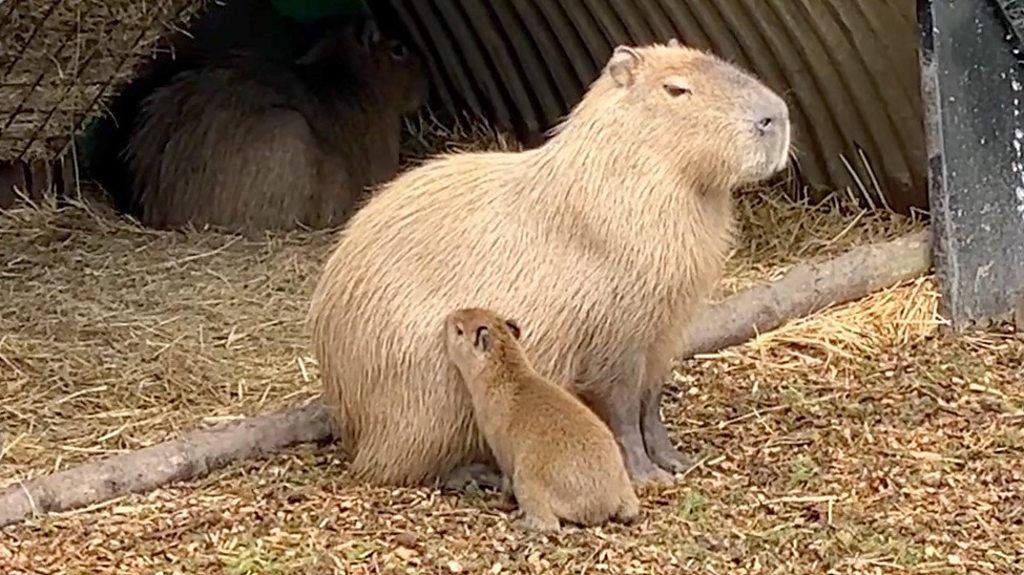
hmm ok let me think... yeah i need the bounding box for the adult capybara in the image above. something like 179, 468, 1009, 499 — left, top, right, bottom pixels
124, 18, 428, 232
88, 0, 329, 211
445, 308, 640, 532
310, 40, 791, 487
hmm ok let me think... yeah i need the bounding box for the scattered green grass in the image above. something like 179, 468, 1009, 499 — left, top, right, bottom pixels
225, 545, 287, 575
788, 456, 819, 486
676, 489, 708, 522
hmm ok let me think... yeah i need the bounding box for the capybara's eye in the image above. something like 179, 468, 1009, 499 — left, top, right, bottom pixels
663, 83, 692, 98
389, 42, 408, 61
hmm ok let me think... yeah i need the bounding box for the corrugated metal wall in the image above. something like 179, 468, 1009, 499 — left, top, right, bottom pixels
372, 0, 926, 212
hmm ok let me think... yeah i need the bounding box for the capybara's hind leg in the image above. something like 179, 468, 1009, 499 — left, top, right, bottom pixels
442, 462, 504, 492
641, 386, 692, 473
584, 382, 673, 489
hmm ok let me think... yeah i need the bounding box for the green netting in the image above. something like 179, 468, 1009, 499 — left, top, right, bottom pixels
270, 0, 369, 22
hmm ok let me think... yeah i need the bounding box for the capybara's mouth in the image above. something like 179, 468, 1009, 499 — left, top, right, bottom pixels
752, 119, 792, 181
772, 121, 793, 174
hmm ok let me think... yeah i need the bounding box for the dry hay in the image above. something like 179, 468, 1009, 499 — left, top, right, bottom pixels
0, 0, 207, 161
2, 117, 1022, 573
401, 110, 524, 162
0, 111, 519, 487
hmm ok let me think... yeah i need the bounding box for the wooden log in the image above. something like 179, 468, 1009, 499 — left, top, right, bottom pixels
0, 402, 331, 528
680, 229, 932, 358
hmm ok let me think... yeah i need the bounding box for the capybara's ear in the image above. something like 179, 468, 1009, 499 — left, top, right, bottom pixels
359, 18, 382, 50
505, 319, 521, 340
667, 38, 682, 48
608, 46, 642, 88
295, 33, 335, 65
474, 325, 492, 353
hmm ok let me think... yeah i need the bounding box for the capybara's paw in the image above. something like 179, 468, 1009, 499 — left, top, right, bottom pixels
513, 513, 560, 533
614, 495, 642, 524
649, 443, 693, 474
441, 463, 505, 493
629, 461, 675, 491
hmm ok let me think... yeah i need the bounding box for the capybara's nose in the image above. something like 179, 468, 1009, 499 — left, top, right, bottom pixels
754, 109, 788, 136
754, 97, 790, 136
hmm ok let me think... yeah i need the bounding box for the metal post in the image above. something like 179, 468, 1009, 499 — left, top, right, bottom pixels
918, 0, 1024, 329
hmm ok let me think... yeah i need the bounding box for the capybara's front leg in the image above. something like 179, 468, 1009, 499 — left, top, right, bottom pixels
584, 382, 673, 489
614, 490, 642, 524
641, 386, 692, 473
511, 475, 560, 532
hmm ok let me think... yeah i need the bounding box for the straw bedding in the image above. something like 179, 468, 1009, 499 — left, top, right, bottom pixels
1, 115, 1022, 574
0, 0, 207, 161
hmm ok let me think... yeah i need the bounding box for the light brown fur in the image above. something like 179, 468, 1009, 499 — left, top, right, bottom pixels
125, 19, 427, 232
309, 41, 791, 487
445, 308, 639, 532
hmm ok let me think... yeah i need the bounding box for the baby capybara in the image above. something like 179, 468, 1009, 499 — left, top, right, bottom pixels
446, 308, 640, 532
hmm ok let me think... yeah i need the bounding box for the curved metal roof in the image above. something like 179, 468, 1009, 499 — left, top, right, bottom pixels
374, 0, 927, 212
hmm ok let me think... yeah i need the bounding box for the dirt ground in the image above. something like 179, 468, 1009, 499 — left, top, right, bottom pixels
1, 128, 1022, 573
